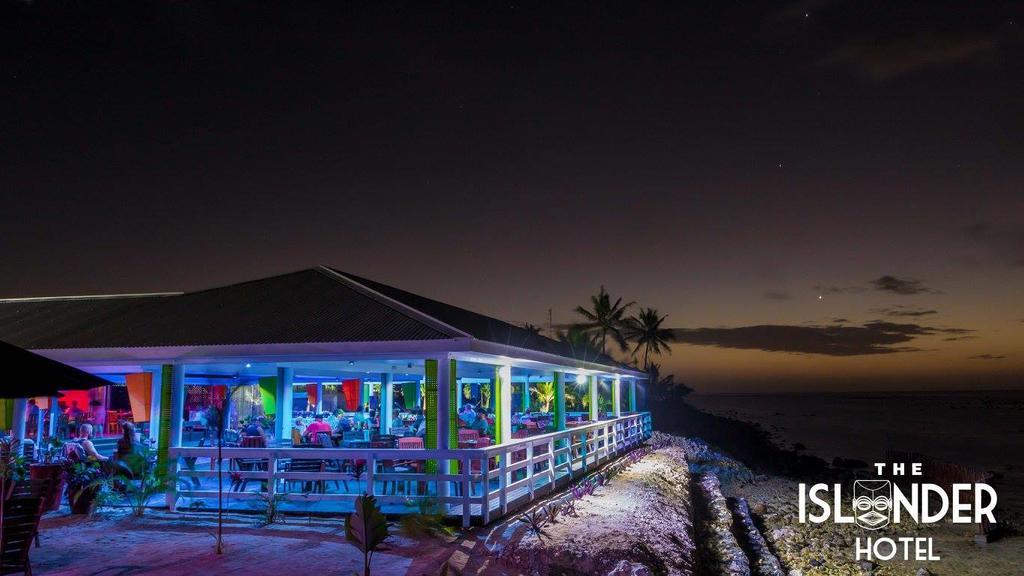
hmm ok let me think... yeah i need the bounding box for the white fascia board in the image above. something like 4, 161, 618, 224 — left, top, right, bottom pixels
29, 338, 475, 367
459, 340, 648, 379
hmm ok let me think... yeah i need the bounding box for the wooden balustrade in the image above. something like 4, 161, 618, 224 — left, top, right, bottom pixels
168, 411, 651, 527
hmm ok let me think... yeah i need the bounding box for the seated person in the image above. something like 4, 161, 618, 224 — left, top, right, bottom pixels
243, 417, 265, 437
390, 409, 403, 430
458, 404, 477, 427
335, 416, 354, 434
115, 421, 146, 460
303, 414, 332, 440
293, 417, 307, 436
415, 416, 426, 438
78, 423, 108, 461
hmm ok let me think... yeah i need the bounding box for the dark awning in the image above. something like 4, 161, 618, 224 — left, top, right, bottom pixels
0, 340, 112, 398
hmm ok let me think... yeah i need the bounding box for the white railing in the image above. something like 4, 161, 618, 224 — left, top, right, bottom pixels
168, 411, 652, 527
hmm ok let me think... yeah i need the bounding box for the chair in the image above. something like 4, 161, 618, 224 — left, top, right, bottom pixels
397, 437, 423, 449
232, 436, 268, 492
7, 480, 49, 550
1, 485, 47, 575
286, 459, 326, 494
240, 435, 266, 448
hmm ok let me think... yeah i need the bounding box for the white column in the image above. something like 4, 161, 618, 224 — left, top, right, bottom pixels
612, 375, 621, 417
554, 372, 566, 431
275, 366, 294, 443
588, 376, 598, 422
34, 402, 45, 456
498, 365, 512, 443
168, 364, 186, 448
47, 396, 59, 438
315, 383, 324, 413
12, 398, 27, 445
456, 379, 463, 410
380, 373, 393, 435
148, 368, 163, 444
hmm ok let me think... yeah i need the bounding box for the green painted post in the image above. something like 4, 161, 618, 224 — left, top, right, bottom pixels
448, 359, 459, 475
156, 364, 173, 478
521, 380, 530, 414
424, 359, 439, 473
629, 380, 637, 412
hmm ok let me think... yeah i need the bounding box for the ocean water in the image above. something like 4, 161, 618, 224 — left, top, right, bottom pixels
686, 390, 1024, 473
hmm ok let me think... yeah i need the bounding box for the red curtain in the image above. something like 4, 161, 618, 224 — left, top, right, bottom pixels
341, 379, 361, 411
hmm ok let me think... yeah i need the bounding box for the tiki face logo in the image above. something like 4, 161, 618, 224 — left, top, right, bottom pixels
853, 480, 892, 530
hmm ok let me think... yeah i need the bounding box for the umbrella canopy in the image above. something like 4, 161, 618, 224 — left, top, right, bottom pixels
0, 340, 112, 398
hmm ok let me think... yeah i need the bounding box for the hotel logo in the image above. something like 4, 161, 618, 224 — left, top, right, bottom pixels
852, 479, 891, 530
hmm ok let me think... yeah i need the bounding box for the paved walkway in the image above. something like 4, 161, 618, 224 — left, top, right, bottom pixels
35, 510, 418, 576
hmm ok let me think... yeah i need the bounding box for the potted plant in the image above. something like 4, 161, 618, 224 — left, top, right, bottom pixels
30, 437, 67, 511
0, 438, 28, 501
63, 460, 107, 514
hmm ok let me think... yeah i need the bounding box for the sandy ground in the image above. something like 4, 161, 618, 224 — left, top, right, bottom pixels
35, 509, 418, 576
506, 445, 696, 575
33, 444, 691, 576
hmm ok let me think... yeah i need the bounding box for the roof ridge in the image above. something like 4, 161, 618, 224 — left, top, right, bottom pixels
0, 292, 181, 303
317, 266, 471, 340
180, 267, 325, 297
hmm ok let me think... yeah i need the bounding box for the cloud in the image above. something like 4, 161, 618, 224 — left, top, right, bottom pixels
813, 284, 864, 295
964, 221, 1024, 268
871, 305, 938, 318
824, 31, 997, 81
672, 321, 972, 357
832, 318, 849, 324
968, 354, 1007, 360
763, 290, 792, 301
871, 275, 939, 295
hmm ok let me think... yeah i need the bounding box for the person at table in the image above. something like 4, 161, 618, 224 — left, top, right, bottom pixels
303, 414, 332, 440
78, 423, 108, 461
458, 403, 478, 427
67, 400, 85, 420
293, 416, 308, 437
390, 409, 403, 431
243, 417, 265, 437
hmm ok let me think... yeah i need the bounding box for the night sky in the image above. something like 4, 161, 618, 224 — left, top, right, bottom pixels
2, 1, 1021, 392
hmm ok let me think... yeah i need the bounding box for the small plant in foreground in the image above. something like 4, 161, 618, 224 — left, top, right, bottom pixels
90, 454, 175, 517
560, 498, 577, 517
546, 502, 562, 523
250, 489, 287, 526
518, 508, 549, 541
345, 495, 391, 576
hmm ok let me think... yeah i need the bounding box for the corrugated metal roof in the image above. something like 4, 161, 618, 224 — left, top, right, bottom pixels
330, 268, 622, 367
0, 267, 628, 371
0, 269, 454, 349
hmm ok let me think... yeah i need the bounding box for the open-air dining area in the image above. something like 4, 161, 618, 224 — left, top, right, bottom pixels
0, 266, 651, 532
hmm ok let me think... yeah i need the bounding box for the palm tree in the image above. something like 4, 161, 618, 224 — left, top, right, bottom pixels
625, 307, 675, 370
533, 382, 556, 412
555, 325, 603, 364
521, 322, 543, 335
573, 286, 634, 356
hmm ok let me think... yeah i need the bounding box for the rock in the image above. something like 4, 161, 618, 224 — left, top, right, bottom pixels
788, 570, 803, 576
771, 527, 795, 541
858, 559, 877, 572
751, 501, 767, 515
809, 557, 824, 567
606, 560, 652, 576
915, 569, 932, 576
